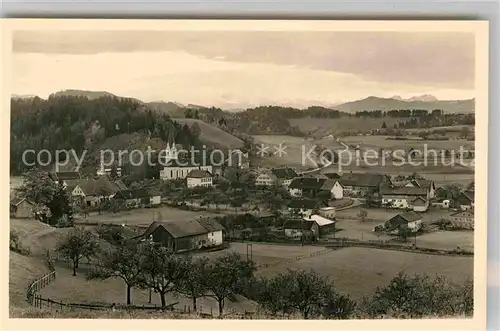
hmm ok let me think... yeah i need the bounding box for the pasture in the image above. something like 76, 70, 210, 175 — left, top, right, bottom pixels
252, 134, 343, 169
75, 206, 220, 227
288, 117, 402, 136
340, 135, 474, 151
40, 264, 258, 316
256, 246, 473, 302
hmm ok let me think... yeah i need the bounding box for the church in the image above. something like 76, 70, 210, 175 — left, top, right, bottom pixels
158, 142, 214, 180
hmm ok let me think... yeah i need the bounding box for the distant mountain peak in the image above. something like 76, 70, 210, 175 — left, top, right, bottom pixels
391, 95, 403, 101
407, 94, 438, 102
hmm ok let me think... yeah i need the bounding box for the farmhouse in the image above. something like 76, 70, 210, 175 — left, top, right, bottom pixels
255, 169, 278, 187
114, 187, 162, 207
10, 197, 34, 219
270, 168, 299, 188
288, 177, 343, 200
304, 214, 336, 236
138, 218, 225, 253
449, 210, 474, 229
186, 169, 213, 188
404, 179, 436, 199
385, 211, 423, 233
456, 190, 474, 211
286, 199, 324, 218
410, 196, 429, 212
283, 219, 319, 241
68, 175, 123, 207
380, 184, 429, 210
338, 173, 386, 197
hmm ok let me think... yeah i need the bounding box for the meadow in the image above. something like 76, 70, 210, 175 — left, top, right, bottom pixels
256, 246, 473, 302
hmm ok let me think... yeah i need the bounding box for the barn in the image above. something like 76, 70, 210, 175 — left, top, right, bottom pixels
138, 218, 225, 253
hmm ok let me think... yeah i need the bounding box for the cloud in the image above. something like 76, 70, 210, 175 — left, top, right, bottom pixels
13, 30, 475, 89
12, 51, 474, 107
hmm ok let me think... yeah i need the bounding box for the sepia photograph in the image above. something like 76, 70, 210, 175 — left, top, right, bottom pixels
2, 19, 488, 328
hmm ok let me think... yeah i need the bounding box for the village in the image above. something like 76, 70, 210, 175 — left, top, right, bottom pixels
11, 140, 475, 253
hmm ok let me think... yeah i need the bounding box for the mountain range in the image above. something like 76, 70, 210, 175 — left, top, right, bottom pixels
12, 90, 475, 114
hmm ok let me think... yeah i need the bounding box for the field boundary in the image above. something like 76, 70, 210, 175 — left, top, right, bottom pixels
24, 267, 218, 316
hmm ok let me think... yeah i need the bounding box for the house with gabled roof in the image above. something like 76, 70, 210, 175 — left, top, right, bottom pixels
114, 187, 162, 207
380, 183, 429, 210
10, 197, 34, 219
288, 177, 343, 200
404, 179, 436, 199
283, 219, 319, 240
186, 169, 213, 188
385, 211, 423, 233
136, 218, 225, 252
456, 190, 474, 211
338, 172, 387, 197
286, 199, 325, 218
270, 167, 299, 188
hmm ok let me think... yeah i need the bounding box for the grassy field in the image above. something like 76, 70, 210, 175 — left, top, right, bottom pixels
174, 118, 244, 149
252, 134, 343, 169
10, 218, 74, 256
333, 207, 461, 243
76, 206, 221, 227
196, 242, 328, 267
9, 251, 50, 308
340, 135, 474, 151
40, 263, 258, 316
256, 247, 473, 302
288, 117, 403, 136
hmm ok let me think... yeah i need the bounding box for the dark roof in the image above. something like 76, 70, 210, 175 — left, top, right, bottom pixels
411, 196, 428, 205
380, 184, 428, 197
289, 177, 326, 190
455, 191, 474, 205
271, 168, 298, 180
78, 176, 121, 196
287, 199, 323, 210
198, 218, 225, 232
408, 179, 434, 189
187, 169, 213, 178
339, 173, 385, 188
283, 219, 316, 230
51, 171, 82, 181
386, 211, 423, 230
393, 211, 422, 223
324, 173, 340, 179
10, 197, 33, 206
142, 219, 224, 239
115, 180, 128, 191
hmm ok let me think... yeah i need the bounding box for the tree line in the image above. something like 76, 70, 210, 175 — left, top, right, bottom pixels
57, 227, 473, 318
10, 96, 201, 175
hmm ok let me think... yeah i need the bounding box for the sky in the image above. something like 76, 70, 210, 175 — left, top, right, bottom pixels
12, 30, 475, 108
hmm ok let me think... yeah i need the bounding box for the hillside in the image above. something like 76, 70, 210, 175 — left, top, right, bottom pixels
335, 96, 474, 113
146, 101, 185, 117
50, 89, 117, 99
173, 118, 244, 149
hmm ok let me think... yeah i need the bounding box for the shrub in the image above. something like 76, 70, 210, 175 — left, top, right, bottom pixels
9, 230, 31, 256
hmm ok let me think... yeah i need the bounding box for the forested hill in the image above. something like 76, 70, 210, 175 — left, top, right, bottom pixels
10, 96, 201, 175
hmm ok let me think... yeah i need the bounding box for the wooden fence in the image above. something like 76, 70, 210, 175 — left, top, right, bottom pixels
26, 271, 56, 307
